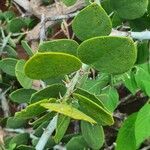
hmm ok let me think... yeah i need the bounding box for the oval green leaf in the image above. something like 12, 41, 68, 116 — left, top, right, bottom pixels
24, 52, 82, 79
15, 60, 33, 89
81, 121, 104, 149
30, 84, 66, 103
8, 18, 27, 33
10, 88, 36, 104
111, 0, 148, 20
0, 58, 18, 76
38, 39, 79, 56
66, 135, 88, 150
116, 113, 137, 150
78, 36, 137, 74
72, 3, 112, 41
135, 104, 150, 148
41, 103, 96, 124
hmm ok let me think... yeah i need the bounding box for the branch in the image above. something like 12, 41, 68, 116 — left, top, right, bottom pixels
111, 29, 150, 41
45, 12, 78, 21
3, 128, 38, 140
26, 0, 85, 40
13, 0, 30, 12
35, 115, 58, 150
0, 87, 11, 117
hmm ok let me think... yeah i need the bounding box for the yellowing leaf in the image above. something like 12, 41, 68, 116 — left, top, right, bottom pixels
41, 103, 96, 124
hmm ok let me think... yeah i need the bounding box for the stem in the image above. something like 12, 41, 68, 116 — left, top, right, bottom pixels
111, 29, 150, 41
46, 12, 79, 22
64, 64, 89, 99
0, 87, 11, 117
0, 32, 11, 53
13, 0, 30, 12
35, 115, 58, 150
4, 128, 38, 140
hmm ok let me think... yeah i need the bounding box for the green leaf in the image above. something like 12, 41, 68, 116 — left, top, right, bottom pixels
122, 71, 138, 95
24, 52, 82, 79
54, 114, 70, 143
41, 103, 96, 124
38, 39, 79, 56
6, 117, 27, 128
3, 11, 15, 20
112, 13, 123, 28
81, 121, 104, 149
9, 133, 29, 147
16, 145, 35, 150
129, 14, 150, 31
72, 3, 112, 41
66, 135, 88, 150
134, 65, 150, 93
34, 121, 49, 137
30, 84, 66, 103
3, 45, 17, 58
135, 104, 150, 148
15, 60, 33, 89
101, 86, 119, 112
73, 93, 114, 125
62, 0, 77, 6
78, 36, 137, 74
75, 88, 105, 108
82, 73, 110, 94
0, 58, 18, 76
21, 40, 34, 56
31, 112, 55, 128
10, 88, 36, 104
15, 99, 54, 119
111, 0, 148, 20
136, 41, 149, 64
8, 18, 27, 33
116, 113, 137, 150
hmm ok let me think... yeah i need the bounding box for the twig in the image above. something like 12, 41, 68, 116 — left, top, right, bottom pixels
12, 0, 30, 12
111, 29, 150, 41
141, 145, 150, 150
26, 0, 85, 40
12, 1, 25, 16
4, 128, 38, 140
0, 30, 11, 53
0, 87, 11, 117
40, 14, 46, 43
35, 115, 58, 150
45, 12, 79, 22
64, 64, 89, 99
